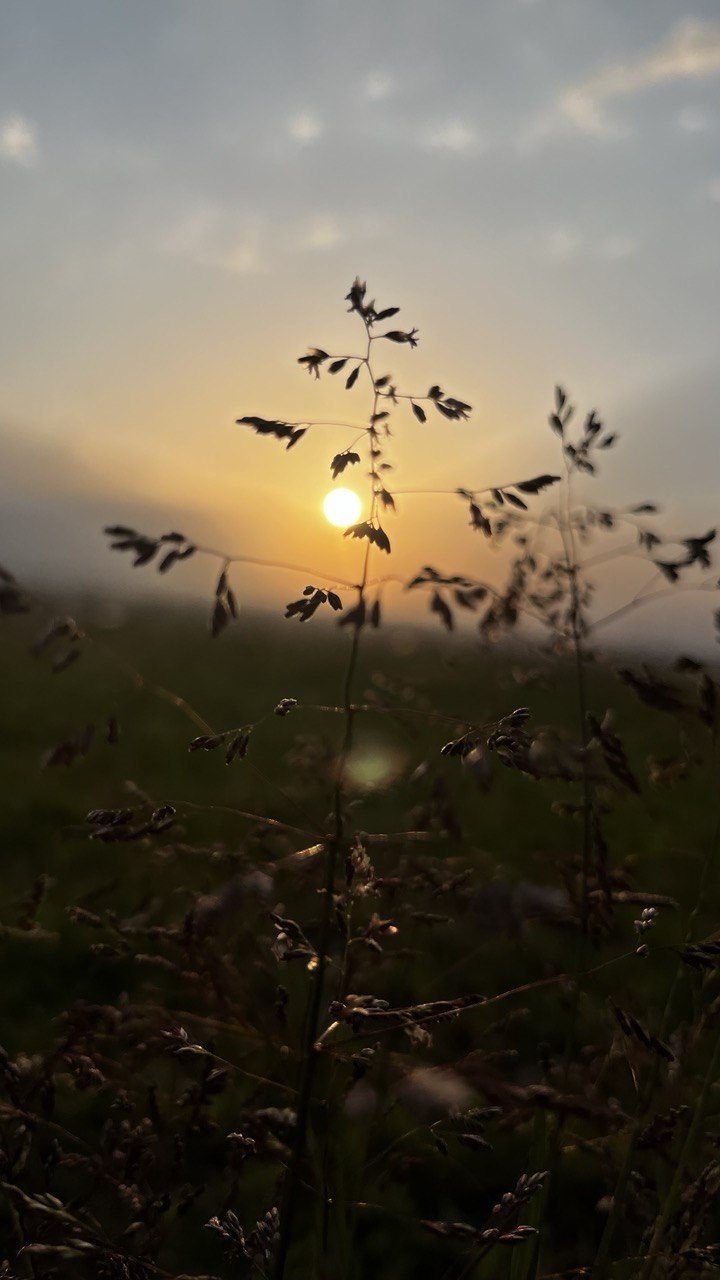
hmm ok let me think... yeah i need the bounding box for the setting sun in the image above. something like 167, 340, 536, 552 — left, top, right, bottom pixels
322, 487, 362, 528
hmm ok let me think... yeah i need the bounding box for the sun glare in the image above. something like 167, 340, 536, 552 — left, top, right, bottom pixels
323, 487, 362, 528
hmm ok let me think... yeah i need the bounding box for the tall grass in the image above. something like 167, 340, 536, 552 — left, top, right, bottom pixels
1, 278, 719, 1280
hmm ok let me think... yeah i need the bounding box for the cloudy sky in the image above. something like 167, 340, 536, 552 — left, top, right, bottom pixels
1, 0, 719, 643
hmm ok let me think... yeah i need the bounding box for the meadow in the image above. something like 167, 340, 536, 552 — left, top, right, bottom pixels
2, 602, 718, 1280
1, 278, 719, 1280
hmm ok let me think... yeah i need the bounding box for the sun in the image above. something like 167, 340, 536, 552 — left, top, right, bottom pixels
323, 487, 362, 528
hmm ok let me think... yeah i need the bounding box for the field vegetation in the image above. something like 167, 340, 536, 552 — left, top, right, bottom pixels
1, 279, 719, 1280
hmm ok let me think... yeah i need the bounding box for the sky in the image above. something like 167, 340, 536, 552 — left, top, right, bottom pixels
1, 0, 719, 646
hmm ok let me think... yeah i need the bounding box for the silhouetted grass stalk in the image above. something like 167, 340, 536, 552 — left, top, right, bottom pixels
273, 323, 379, 1280
593, 806, 720, 1280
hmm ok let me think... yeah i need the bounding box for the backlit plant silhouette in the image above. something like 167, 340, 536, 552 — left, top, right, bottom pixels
1, 278, 719, 1280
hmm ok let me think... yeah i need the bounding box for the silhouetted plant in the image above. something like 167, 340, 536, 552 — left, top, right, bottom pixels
1, 278, 720, 1280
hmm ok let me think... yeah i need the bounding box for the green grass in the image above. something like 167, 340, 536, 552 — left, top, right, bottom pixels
1, 600, 717, 1277
0, 600, 712, 1043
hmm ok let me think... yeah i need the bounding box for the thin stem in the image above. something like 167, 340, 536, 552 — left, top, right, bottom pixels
389, 476, 557, 499
592, 801, 720, 1280
518, 449, 593, 1280
318, 947, 642, 1051
288, 420, 370, 433
590, 581, 715, 633
175, 799, 315, 839
189, 545, 359, 590
293, 701, 494, 731
558, 454, 593, 938
637, 1031, 720, 1280
272, 317, 378, 1280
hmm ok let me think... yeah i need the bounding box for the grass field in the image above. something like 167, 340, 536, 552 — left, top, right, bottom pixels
2, 597, 718, 1277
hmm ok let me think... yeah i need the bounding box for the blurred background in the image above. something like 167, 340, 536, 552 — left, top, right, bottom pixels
1, 0, 719, 650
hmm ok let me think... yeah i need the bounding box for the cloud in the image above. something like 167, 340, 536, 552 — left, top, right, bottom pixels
547, 227, 583, 261
709, 178, 720, 203
559, 19, 720, 138
160, 206, 219, 257
291, 210, 388, 254
161, 204, 385, 273
545, 228, 637, 262
221, 230, 263, 274
287, 111, 323, 144
297, 214, 344, 251
160, 207, 264, 274
0, 114, 38, 166
421, 119, 480, 154
677, 106, 712, 133
598, 234, 636, 261
362, 70, 395, 102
